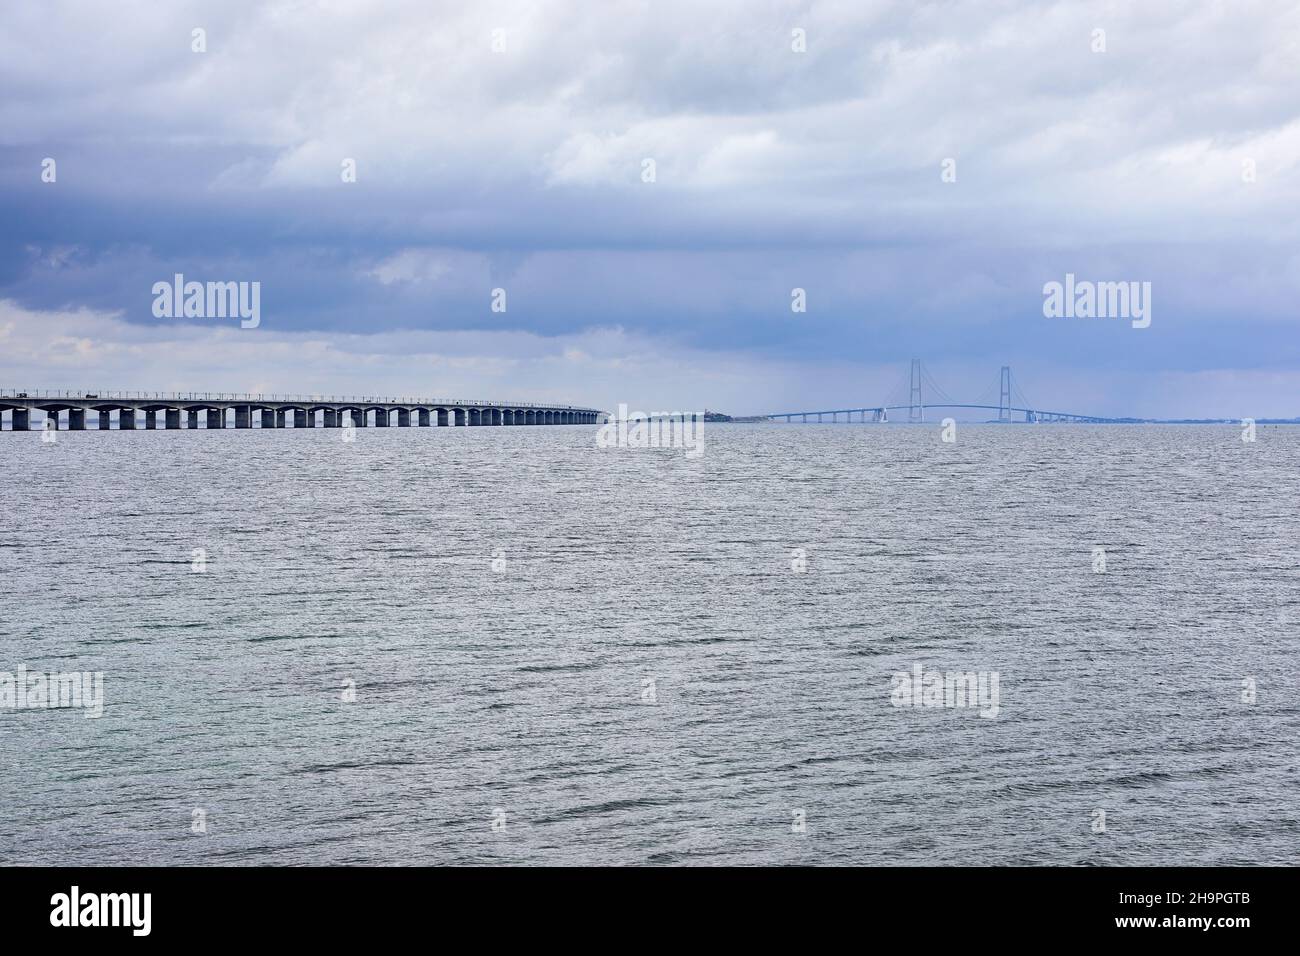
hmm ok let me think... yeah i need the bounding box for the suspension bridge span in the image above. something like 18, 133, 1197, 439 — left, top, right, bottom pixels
766, 362, 1141, 424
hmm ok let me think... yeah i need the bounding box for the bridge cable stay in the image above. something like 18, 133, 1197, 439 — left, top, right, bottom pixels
918, 363, 956, 405
882, 366, 914, 408
1011, 379, 1035, 414
970, 370, 1004, 408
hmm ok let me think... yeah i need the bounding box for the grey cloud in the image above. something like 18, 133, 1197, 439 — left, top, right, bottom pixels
1, 0, 1298, 414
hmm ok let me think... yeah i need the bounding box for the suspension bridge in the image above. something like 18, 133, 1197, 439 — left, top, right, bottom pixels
766, 361, 1141, 424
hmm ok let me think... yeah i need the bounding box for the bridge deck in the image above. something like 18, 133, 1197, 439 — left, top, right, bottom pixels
0, 389, 601, 430
765, 402, 1133, 424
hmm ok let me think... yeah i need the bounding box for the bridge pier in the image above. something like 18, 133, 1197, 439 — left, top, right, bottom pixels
1, 398, 597, 433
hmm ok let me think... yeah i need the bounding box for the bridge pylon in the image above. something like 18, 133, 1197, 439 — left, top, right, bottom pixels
908, 358, 923, 422
999, 366, 1012, 422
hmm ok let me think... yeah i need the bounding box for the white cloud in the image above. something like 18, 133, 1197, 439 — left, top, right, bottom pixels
365, 249, 460, 285
4, 0, 1296, 239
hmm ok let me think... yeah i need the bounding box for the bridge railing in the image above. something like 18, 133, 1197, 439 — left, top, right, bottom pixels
0, 388, 588, 410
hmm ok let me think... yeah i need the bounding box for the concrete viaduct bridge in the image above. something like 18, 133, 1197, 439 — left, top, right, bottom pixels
0, 389, 601, 431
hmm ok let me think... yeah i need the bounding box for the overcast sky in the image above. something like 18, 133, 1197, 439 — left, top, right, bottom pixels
2, 0, 1298, 417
